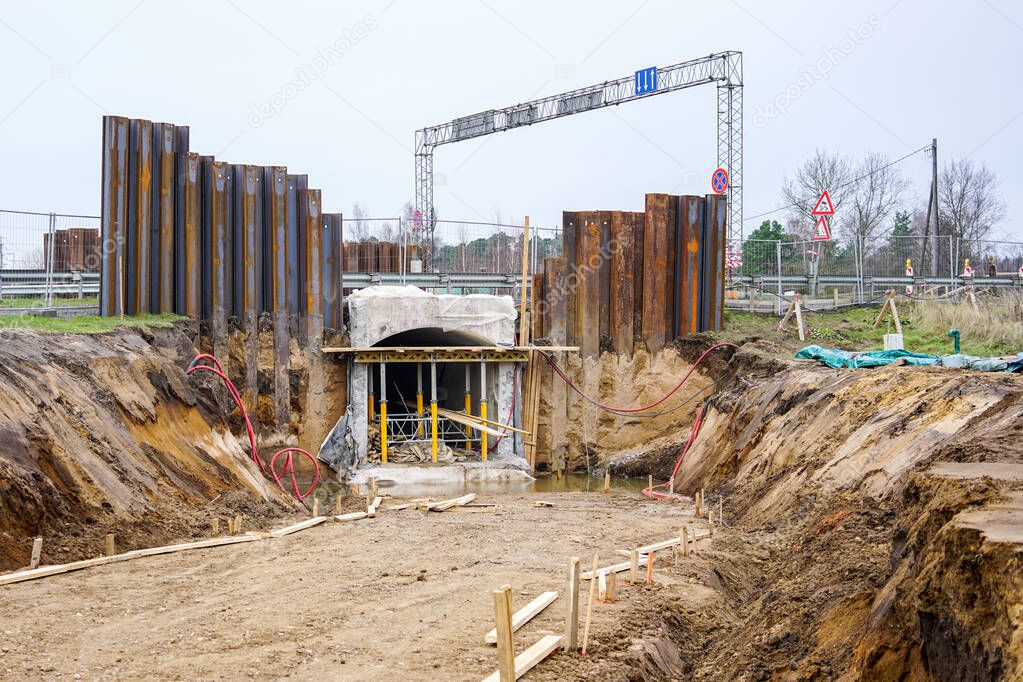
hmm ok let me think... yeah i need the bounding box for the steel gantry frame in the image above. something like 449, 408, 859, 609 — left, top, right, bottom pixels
414, 51, 744, 254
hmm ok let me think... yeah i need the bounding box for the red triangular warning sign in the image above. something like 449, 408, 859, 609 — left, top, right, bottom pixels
812, 215, 832, 241
812, 189, 835, 215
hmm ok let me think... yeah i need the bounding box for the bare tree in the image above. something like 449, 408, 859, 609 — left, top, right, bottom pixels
938, 158, 1006, 241
349, 202, 370, 241
846, 152, 910, 240
782, 150, 855, 238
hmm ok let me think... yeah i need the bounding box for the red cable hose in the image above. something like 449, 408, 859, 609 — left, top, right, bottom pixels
538, 342, 737, 414
187, 354, 319, 504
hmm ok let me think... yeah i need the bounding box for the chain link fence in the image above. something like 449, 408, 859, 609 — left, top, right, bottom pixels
1, 209, 101, 313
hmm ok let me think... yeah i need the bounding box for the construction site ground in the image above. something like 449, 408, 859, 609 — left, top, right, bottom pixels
0, 490, 706, 681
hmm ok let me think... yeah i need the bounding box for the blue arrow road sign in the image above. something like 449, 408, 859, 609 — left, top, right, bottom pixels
635, 66, 657, 94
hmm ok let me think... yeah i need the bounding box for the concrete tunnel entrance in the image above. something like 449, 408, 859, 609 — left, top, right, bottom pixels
343, 286, 522, 469
368, 328, 502, 460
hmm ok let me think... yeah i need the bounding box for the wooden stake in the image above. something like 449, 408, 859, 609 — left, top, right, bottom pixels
335, 496, 343, 515
369, 477, 377, 499
606, 571, 617, 603
793, 294, 806, 341
29, 537, 42, 570
104, 534, 115, 557
519, 215, 531, 346
694, 492, 701, 518
597, 571, 607, 602
603, 470, 610, 494
311, 498, 320, 517
211, 518, 220, 536
629, 549, 639, 584
680, 526, 688, 557
581, 554, 598, 655
564, 557, 580, 652
645, 552, 654, 584
233, 515, 242, 535
647, 474, 653, 492
493, 585, 515, 682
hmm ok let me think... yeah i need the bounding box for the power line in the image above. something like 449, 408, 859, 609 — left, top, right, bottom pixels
743, 143, 932, 224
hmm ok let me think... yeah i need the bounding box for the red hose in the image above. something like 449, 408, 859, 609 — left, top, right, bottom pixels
538, 342, 737, 414
538, 342, 735, 500
187, 354, 319, 504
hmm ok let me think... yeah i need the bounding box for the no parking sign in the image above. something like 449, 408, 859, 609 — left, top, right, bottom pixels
711, 168, 728, 194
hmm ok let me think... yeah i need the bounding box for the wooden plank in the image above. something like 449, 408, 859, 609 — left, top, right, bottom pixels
270, 516, 328, 538
437, 408, 508, 437
580, 531, 711, 579
367, 496, 383, 517
426, 493, 476, 511
0, 535, 261, 587
609, 211, 636, 357
481, 635, 563, 682
335, 511, 369, 522
642, 194, 672, 353
485, 591, 559, 644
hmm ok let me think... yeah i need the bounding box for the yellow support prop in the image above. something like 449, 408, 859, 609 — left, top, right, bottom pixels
480, 399, 488, 462
430, 401, 438, 463
380, 402, 388, 463
464, 391, 473, 450
416, 392, 424, 437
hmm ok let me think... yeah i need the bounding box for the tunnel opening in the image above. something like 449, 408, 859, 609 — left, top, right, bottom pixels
365, 327, 511, 462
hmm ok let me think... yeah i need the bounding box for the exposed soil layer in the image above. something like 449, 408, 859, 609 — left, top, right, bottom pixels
1, 328, 1020, 680
0, 323, 302, 570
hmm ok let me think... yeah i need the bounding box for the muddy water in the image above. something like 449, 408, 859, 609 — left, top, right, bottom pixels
315, 473, 649, 501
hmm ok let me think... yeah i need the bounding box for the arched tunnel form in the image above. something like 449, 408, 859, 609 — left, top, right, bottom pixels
343, 288, 520, 466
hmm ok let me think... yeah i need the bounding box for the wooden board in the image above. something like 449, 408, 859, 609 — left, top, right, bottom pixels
335, 511, 369, 522
270, 516, 328, 538
425, 493, 477, 511
579, 531, 710, 579
481, 634, 563, 682
0, 535, 261, 587
609, 211, 637, 357
436, 408, 507, 437
484, 591, 559, 644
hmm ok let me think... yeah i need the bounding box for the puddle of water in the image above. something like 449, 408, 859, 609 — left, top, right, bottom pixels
313, 473, 648, 501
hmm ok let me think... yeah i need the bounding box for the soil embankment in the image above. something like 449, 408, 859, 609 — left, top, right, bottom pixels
556, 344, 1023, 680
0, 323, 300, 570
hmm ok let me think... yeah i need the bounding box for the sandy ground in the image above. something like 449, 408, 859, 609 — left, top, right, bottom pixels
0, 491, 708, 681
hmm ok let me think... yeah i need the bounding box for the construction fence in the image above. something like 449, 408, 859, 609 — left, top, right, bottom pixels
0, 209, 102, 312
732, 235, 1023, 311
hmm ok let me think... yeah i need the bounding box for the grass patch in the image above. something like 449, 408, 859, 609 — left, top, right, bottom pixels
0, 312, 185, 334
722, 294, 1022, 358
0, 296, 99, 308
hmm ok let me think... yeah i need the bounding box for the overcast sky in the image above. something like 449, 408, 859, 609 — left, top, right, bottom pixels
1, 0, 1021, 240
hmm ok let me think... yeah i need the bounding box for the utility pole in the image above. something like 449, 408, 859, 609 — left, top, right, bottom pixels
930, 138, 939, 276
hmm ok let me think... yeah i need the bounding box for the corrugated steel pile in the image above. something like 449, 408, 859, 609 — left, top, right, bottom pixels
533, 193, 726, 357
44, 228, 101, 271
99, 115, 343, 339
342, 242, 423, 275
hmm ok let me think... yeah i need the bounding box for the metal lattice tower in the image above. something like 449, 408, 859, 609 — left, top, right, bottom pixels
414, 51, 744, 255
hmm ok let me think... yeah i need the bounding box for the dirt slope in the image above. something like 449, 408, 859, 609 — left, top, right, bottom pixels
0, 324, 291, 570
580, 346, 1023, 680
